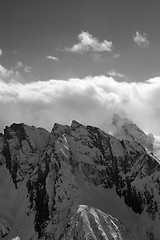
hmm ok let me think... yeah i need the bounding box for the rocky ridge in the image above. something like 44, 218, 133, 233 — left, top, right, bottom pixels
0, 120, 160, 239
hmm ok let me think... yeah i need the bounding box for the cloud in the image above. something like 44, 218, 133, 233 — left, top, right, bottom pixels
0, 65, 8, 76
0, 63, 30, 83
15, 61, 32, 72
0, 49, 2, 56
107, 70, 127, 79
16, 61, 23, 68
133, 31, 150, 47
65, 31, 113, 53
0, 64, 20, 80
24, 66, 32, 73
46, 55, 59, 61
1, 72, 160, 136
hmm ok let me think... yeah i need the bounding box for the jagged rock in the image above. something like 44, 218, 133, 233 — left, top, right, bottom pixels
0, 120, 160, 239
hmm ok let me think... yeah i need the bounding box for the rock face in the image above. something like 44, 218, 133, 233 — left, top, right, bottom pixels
0, 120, 160, 239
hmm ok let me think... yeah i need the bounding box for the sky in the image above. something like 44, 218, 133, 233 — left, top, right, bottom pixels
1, 0, 160, 135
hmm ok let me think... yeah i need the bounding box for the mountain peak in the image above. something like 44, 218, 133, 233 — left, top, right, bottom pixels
71, 120, 82, 128
0, 120, 160, 239
62, 205, 134, 240
102, 113, 154, 153
112, 113, 132, 127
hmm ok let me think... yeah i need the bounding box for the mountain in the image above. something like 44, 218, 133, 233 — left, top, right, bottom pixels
61, 205, 134, 240
101, 113, 160, 159
0, 120, 160, 239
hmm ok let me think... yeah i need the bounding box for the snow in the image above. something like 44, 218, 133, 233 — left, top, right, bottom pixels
153, 136, 160, 159
109, 137, 125, 157
0, 120, 160, 239
0, 166, 16, 226
0, 166, 35, 240
54, 134, 70, 159
51, 120, 160, 239
75, 171, 143, 240
24, 125, 49, 151
102, 114, 155, 154
61, 205, 135, 240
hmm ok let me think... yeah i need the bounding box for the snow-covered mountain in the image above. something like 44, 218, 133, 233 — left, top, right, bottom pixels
61, 205, 134, 240
101, 113, 160, 159
0, 120, 160, 239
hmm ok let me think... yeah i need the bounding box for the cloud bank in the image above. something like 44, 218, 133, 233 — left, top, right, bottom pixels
1, 68, 160, 135
65, 31, 113, 53
133, 31, 150, 48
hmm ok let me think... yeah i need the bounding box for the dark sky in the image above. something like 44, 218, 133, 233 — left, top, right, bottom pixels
1, 0, 160, 82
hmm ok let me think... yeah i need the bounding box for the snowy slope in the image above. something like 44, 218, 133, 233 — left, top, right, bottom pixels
0, 121, 160, 239
61, 205, 135, 240
51, 121, 160, 240
153, 135, 160, 159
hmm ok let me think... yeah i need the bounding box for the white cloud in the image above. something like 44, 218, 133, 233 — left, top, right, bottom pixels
108, 70, 127, 79
15, 61, 32, 73
16, 61, 23, 68
0, 49, 2, 56
0, 64, 26, 83
133, 31, 150, 47
0, 64, 20, 79
24, 66, 32, 73
0, 64, 8, 76
1, 73, 160, 136
46, 55, 59, 61
65, 31, 113, 53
